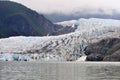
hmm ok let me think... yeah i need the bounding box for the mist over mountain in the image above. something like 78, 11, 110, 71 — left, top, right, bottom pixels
10, 0, 120, 22
44, 9, 120, 22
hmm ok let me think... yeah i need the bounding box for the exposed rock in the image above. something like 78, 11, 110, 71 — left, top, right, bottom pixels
85, 38, 120, 61
50, 25, 77, 35
103, 49, 120, 61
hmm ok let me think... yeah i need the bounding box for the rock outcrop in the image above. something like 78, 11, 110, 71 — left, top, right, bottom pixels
85, 38, 120, 61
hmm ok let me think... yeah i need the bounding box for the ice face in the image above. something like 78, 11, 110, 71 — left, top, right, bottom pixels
0, 52, 66, 61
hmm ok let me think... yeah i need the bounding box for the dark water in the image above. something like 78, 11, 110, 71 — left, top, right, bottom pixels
0, 62, 120, 80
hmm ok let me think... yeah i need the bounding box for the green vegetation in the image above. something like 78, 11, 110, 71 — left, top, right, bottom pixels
0, 1, 55, 38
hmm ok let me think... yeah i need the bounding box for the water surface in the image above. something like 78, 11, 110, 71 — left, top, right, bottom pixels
0, 62, 120, 80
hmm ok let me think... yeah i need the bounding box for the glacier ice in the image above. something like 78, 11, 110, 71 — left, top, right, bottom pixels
0, 18, 120, 61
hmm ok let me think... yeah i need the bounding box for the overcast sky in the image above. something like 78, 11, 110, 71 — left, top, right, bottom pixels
10, 0, 120, 22
11, 0, 120, 14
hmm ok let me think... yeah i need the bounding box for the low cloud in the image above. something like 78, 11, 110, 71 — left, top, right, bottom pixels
44, 8, 120, 22
11, 0, 120, 22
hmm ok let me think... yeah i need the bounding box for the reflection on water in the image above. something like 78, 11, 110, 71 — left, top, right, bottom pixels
0, 62, 120, 80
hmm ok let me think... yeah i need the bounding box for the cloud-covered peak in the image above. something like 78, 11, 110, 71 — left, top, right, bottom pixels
10, 0, 120, 22
10, 0, 120, 14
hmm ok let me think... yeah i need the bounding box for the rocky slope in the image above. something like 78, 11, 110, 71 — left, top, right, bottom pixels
0, 18, 120, 61
85, 38, 120, 61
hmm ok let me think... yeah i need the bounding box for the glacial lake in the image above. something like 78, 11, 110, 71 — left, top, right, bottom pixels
0, 62, 120, 80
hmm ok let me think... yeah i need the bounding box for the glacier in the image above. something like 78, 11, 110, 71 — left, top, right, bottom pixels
0, 18, 120, 61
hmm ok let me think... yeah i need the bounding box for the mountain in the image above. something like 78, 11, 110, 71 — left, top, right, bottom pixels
0, 1, 59, 38
0, 18, 120, 61
0, 1, 76, 38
